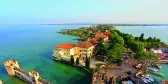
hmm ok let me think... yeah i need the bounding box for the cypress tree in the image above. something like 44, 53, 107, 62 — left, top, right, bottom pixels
85, 56, 90, 68
70, 55, 74, 64
76, 57, 79, 65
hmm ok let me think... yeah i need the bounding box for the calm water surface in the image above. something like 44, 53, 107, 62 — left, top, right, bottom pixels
0, 25, 168, 84
0, 24, 91, 84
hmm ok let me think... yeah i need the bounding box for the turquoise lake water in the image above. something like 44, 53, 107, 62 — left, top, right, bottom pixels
0, 25, 91, 84
0, 25, 168, 84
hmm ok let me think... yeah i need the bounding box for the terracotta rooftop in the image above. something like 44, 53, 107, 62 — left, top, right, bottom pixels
95, 32, 107, 39
89, 38, 98, 44
103, 32, 111, 36
55, 43, 75, 49
75, 41, 93, 48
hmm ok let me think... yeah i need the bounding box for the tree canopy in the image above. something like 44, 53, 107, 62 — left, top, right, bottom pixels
107, 43, 126, 65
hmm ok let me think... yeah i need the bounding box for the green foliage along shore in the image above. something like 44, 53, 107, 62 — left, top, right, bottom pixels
59, 25, 116, 41
59, 25, 168, 66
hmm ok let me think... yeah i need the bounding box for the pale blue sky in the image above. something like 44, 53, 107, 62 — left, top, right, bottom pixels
0, 0, 168, 24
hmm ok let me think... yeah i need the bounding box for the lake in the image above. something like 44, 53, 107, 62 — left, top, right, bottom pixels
0, 24, 91, 84
0, 24, 168, 84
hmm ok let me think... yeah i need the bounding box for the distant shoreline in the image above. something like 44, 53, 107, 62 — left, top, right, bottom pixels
40, 24, 168, 26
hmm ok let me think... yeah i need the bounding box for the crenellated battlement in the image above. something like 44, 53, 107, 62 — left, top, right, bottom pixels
4, 59, 20, 76
4, 59, 52, 84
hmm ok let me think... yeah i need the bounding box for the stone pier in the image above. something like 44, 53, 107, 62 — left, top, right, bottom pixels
4, 59, 52, 84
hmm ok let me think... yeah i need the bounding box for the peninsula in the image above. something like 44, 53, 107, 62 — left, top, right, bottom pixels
55, 25, 168, 84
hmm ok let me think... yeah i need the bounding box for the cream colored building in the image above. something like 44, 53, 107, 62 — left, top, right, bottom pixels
75, 41, 94, 61
53, 44, 75, 61
53, 41, 95, 62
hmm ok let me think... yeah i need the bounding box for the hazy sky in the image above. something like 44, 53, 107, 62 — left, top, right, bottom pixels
0, 0, 168, 24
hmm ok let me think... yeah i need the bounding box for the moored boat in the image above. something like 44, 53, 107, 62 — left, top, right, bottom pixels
149, 68, 158, 72
145, 77, 154, 82
141, 78, 149, 84
128, 80, 133, 84
156, 64, 161, 69
149, 68, 164, 76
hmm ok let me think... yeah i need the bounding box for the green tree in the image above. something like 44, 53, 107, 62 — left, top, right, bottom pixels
134, 37, 140, 41
129, 41, 144, 52
113, 30, 123, 36
70, 55, 74, 64
109, 31, 124, 45
139, 33, 145, 42
76, 57, 79, 65
107, 44, 126, 65
85, 56, 90, 68
123, 33, 134, 47
94, 41, 109, 61
114, 36, 124, 45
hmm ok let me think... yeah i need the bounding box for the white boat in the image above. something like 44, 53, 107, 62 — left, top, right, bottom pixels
149, 68, 158, 72
145, 77, 153, 83
149, 68, 164, 76
142, 78, 148, 83
145, 77, 154, 82
128, 80, 134, 84
156, 64, 161, 68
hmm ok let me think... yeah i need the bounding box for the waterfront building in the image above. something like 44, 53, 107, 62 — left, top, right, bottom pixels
53, 44, 75, 61
53, 31, 110, 63
75, 41, 94, 61
53, 41, 95, 62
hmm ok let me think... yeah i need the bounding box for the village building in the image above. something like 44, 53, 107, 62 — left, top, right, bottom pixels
94, 32, 110, 41
53, 43, 76, 61
53, 41, 95, 62
75, 41, 95, 61
53, 31, 110, 63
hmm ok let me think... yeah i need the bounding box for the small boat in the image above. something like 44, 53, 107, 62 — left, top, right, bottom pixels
149, 68, 164, 76
145, 78, 153, 83
149, 68, 158, 72
143, 77, 152, 83
156, 64, 161, 68
142, 78, 149, 83
145, 77, 154, 82
127, 80, 134, 84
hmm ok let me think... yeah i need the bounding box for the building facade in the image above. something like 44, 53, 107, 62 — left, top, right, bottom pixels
75, 41, 94, 61
53, 44, 75, 61
53, 41, 95, 62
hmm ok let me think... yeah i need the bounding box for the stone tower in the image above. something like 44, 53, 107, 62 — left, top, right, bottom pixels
4, 59, 20, 76
32, 70, 40, 84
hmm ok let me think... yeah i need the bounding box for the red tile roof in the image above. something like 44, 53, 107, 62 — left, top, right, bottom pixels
95, 32, 108, 39
75, 41, 93, 48
55, 43, 75, 49
103, 32, 111, 36
89, 38, 98, 44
